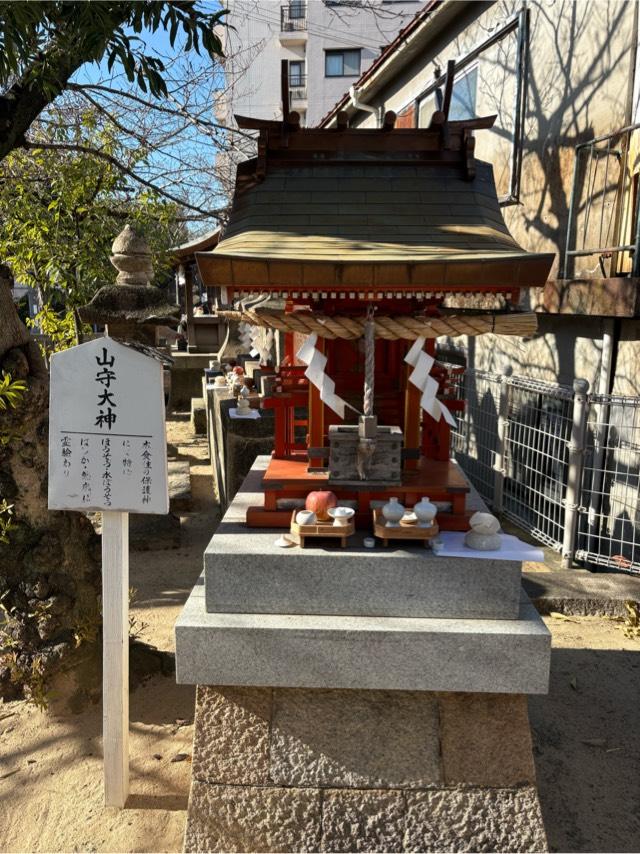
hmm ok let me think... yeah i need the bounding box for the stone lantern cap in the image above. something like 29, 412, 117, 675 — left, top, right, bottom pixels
111, 223, 154, 286
78, 224, 179, 328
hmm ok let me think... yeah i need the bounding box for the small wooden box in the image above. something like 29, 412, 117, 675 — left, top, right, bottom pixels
372, 509, 439, 548
289, 510, 354, 548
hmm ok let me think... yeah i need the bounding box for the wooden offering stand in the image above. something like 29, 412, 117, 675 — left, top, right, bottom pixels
289, 511, 354, 548
372, 509, 439, 548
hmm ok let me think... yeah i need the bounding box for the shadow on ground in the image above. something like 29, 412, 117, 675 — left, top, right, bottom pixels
530, 646, 640, 852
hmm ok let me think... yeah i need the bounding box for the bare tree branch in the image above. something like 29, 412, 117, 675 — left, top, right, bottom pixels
22, 138, 223, 218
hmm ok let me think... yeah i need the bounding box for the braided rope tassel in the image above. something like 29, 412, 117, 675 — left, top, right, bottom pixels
363, 306, 375, 417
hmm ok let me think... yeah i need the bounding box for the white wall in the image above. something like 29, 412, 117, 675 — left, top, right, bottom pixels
220, 0, 425, 127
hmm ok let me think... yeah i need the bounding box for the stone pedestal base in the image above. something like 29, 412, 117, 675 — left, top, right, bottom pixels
184, 686, 547, 853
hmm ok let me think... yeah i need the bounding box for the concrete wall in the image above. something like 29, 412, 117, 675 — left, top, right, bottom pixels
350, 0, 639, 394
352, 0, 637, 276
440, 317, 640, 397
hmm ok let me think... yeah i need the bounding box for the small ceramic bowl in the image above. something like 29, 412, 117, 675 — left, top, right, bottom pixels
295, 509, 316, 526
327, 506, 355, 527
401, 511, 418, 525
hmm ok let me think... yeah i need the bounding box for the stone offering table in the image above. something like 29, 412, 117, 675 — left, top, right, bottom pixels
175, 457, 551, 852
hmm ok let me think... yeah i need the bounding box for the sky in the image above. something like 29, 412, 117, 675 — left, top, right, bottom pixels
68, 4, 230, 230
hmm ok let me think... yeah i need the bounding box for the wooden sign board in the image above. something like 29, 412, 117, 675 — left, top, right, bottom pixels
48, 336, 169, 808
48, 337, 169, 515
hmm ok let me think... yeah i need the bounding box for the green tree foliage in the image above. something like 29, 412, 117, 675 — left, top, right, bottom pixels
0, 108, 187, 308
0, 2, 227, 161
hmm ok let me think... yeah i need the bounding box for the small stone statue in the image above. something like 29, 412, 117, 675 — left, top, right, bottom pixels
464, 511, 501, 551
236, 384, 251, 414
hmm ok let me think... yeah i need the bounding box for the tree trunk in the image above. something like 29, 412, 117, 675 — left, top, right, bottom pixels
0, 266, 101, 706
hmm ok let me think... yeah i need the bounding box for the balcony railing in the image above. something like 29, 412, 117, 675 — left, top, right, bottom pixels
281, 3, 307, 32
289, 74, 307, 104
563, 123, 640, 278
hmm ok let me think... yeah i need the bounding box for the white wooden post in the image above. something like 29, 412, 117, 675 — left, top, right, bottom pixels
102, 510, 129, 808
562, 378, 590, 568
493, 365, 512, 513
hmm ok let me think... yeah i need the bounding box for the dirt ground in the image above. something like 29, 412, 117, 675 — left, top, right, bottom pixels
1, 416, 639, 853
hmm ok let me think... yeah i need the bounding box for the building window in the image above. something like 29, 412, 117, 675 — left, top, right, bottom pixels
449, 66, 477, 121
289, 61, 305, 87
325, 49, 361, 78
289, 0, 305, 18
418, 66, 478, 126
410, 8, 528, 206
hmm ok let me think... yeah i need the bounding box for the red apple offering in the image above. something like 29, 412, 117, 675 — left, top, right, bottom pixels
305, 490, 337, 522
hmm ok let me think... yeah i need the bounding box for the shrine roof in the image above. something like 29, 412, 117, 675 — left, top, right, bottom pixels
196, 116, 554, 293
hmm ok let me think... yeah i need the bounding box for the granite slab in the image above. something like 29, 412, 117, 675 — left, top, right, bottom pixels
175, 578, 550, 694
204, 457, 522, 620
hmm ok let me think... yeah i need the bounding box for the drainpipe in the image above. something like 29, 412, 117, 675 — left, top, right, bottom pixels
349, 85, 379, 127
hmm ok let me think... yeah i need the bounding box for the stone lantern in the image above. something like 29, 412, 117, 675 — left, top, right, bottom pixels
78, 224, 179, 345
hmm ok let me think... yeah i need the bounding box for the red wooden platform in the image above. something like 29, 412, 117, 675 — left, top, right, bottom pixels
245, 456, 472, 530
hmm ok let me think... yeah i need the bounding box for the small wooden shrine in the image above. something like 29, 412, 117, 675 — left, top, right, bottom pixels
196, 76, 554, 530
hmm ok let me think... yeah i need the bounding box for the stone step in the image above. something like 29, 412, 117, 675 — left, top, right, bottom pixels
190, 397, 207, 435
168, 459, 192, 513
175, 581, 550, 694
130, 512, 181, 551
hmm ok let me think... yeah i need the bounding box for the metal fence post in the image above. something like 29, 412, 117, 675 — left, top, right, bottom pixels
493, 365, 512, 513
562, 378, 590, 568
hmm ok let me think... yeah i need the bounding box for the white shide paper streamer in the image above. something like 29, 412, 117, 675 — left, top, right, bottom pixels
404, 336, 457, 427
296, 333, 348, 419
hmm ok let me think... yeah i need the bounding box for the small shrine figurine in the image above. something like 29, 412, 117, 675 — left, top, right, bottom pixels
236, 385, 252, 415
464, 512, 502, 551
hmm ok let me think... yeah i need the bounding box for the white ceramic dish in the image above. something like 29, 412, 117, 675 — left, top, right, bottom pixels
327, 506, 355, 527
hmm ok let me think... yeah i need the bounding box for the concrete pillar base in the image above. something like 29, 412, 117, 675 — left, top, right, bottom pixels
184, 686, 547, 853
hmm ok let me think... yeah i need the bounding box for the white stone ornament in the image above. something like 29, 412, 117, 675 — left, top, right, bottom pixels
48, 337, 169, 515
382, 496, 405, 527
464, 511, 502, 551
414, 496, 437, 528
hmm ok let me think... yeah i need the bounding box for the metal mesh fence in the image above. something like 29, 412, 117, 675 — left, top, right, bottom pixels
449, 370, 500, 505
501, 378, 573, 551
576, 395, 640, 574
449, 369, 640, 571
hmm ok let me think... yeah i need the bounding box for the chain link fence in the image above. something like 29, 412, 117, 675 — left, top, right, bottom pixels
449, 368, 640, 575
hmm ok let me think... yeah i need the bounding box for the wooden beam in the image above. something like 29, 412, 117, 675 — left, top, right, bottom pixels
234, 113, 495, 134
281, 59, 290, 123
538, 277, 640, 317
382, 110, 397, 131
403, 362, 421, 472
336, 110, 349, 130
308, 336, 325, 468
184, 265, 196, 353
441, 59, 456, 121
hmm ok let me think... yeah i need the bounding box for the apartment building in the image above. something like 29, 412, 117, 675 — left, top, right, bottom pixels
216, 0, 425, 129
